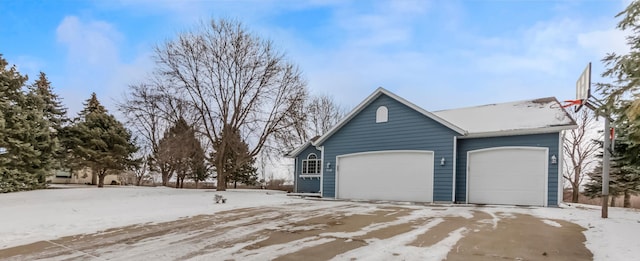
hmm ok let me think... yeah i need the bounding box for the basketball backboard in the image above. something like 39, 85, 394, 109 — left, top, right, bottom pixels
575, 62, 591, 112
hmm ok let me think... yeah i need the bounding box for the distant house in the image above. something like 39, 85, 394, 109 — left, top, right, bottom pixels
47, 168, 120, 185
286, 88, 576, 207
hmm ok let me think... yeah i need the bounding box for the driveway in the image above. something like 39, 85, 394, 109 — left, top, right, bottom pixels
0, 202, 592, 260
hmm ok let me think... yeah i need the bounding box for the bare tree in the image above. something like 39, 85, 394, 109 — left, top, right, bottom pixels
277, 94, 346, 153
563, 109, 599, 203
306, 94, 346, 138
153, 19, 307, 191
129, 155, 152, 186
118, 83, 194, 186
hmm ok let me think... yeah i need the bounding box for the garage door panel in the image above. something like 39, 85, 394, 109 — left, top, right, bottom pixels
337, 151, 433, 202
468, 147, 547, 206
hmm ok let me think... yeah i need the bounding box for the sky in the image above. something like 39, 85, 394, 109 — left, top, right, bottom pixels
0, 0, 633, 117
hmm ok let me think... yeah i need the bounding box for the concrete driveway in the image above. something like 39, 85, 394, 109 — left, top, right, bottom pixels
0, 202, 592, 260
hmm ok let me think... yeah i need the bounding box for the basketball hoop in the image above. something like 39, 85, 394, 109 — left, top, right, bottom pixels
562, 99, 583, 108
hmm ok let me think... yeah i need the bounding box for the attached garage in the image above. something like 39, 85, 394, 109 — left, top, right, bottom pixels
467, 147, 548, 206
290, 88, 576, 206
336, 151, 434, 202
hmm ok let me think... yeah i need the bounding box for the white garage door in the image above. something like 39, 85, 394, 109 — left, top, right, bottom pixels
336, 150, 434, 202
467, 147, 547, 206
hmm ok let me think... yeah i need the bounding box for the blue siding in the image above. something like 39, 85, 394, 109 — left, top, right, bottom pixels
455, 133, 561, 206
321, 94, 459, 201
294, 145, 321, 193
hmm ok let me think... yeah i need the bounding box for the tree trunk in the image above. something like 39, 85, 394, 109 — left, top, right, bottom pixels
175, 176, 180, 188
234, 180, 237, 189
195, 180, 199, 189
98, 173, 105, 188
216, 167, 227, 191
610, 196, 616, 207
91, 171, 98, 185
624, 190, 631, 208
572, 165, 581, 203
162, 169, 169, 186
180, 177, 185, 188
136, 176, 143, 186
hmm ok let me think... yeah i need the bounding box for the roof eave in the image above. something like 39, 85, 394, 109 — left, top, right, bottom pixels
285, 141, 312, 158
313, 87, 466, 146
458, 124, 578, 139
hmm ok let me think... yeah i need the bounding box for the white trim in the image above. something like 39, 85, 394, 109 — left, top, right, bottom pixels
558, 132, 564, 206
376, 106, 388, 123
452, 136, 457, 202
313, 87, 466, 146
458, 125, 577, 139
466, 146, 549, 207
285, 140, 312, 158
335, 150, 434, 200
302, 153, 321, 175
319, 146, 325, 196
293, 157, 298, 192
300, 174, 321, 179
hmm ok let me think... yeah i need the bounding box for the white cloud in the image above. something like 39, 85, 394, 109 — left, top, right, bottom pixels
56, 16, 122, 66
577, 28, 629, 56
55, 16, 151, 116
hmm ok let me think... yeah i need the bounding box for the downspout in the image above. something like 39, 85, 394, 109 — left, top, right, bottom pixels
558, 131, 565, 206
293, 157, 298, 193
319, 146, 324, 197
452, 136, 458, 203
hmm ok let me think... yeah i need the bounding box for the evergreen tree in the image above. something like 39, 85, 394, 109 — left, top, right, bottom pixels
25, 72, 68, 183
212, 125, 258, 189
0, 55, 51, 192
65, 93, 138, 187
187, 145, 208, 189
584, 110, 640, 207
156, 117, 204, 188
599, 1, 640, 143
0, 55, 37, 192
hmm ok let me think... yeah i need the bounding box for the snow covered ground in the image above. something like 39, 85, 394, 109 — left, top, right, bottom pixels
0, 186, 638, 260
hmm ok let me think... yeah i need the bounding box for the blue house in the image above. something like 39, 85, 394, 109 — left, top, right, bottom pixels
287, 88, 576, 206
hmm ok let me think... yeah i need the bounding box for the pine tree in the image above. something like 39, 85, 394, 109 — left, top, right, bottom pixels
156, 117, 205, 188
25, 72, 68, 183
598, 1, 640, 143
65, 93, 138, 187
212, 125, 258, 189
584, 110, 640, 207
0, 55, 46, 192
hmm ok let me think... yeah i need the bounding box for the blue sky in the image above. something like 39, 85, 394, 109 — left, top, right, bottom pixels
0, 0, 632, 117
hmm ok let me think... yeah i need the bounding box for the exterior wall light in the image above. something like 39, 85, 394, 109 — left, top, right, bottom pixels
440, 157, 446, 166
551, 155, 557, 164
326, 162, 331, 169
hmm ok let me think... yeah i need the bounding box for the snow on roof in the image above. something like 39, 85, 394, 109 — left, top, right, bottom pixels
433, 97, 576, 137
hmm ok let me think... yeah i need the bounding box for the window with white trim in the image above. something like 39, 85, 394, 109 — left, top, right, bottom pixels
376, 106, 388, 123
302, 153, 321, 174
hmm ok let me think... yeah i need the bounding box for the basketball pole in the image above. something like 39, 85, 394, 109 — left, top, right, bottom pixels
584, 100, 611, 219
602, 114, 610, 218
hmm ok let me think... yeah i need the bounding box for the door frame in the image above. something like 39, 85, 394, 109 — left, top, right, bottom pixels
335, 150, 434, 201
466, 146, 548, 206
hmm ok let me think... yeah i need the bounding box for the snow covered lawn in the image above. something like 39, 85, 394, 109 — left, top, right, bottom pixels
0, 186, 638, 260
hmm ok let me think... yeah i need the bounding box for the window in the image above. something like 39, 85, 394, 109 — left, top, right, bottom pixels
376, 106, 388, 123
302, 153, 321, 174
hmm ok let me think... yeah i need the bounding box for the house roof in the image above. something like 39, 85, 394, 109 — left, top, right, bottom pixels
313, 87, 467, 146
433, 97, 577, 138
